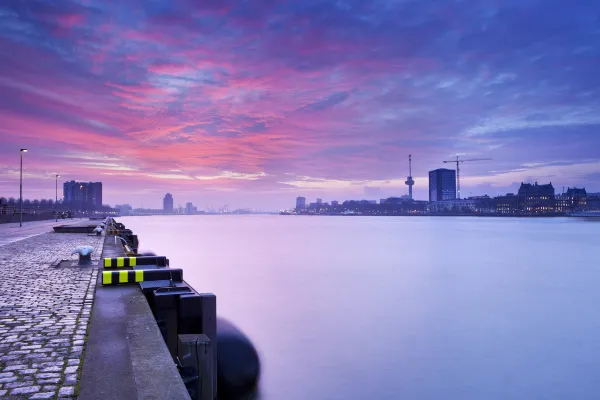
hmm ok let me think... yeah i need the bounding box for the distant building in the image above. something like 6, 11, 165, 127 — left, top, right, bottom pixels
494, 194, 518, 214
428, 199, 475, 213
163, 193, 174, 213
185, 202, 197, 214
331, 200, 339, 207
556, 187, 587, 213
468, 195, 494, 213
518, 182, 555, 213
587, 192, 600, 211
380, 197, 410, 205
63, 181, 102, 210
316, 198, 323, 204
120, 204, 133, 216
429, 169, 456, 202
296, 196, 306, 210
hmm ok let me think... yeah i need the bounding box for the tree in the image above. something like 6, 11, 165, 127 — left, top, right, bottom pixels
0, 197, 6, 205
8, 197, 16, 205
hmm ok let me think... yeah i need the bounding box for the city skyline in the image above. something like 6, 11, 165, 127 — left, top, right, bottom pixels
1, 1, 600, 210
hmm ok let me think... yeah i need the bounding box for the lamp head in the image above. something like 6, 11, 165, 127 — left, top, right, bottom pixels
20, 148, 28, 153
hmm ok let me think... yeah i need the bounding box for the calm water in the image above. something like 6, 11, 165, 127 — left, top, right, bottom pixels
121, 215, 600, 400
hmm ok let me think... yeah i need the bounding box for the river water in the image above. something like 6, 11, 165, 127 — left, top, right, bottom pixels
120, 215, 600, 400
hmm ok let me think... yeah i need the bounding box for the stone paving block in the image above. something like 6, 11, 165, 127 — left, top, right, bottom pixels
4, 364, 28, 371
58, 386, 75, 396
40, 366, 62, 372
30, 392, 56, 399
64, 366, 78, 374
63, 374, 77, 385
19, 369, 37, 374
10, 385, 40, 395
37, 378, 60, 384
5, 380, 32, 388
0, 389, 6, 397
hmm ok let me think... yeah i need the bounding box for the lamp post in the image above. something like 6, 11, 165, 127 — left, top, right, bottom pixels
55, 174, 60, 222
19, 148, 28, 227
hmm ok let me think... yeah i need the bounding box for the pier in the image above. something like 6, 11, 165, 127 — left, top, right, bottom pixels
0, 219, 259, 399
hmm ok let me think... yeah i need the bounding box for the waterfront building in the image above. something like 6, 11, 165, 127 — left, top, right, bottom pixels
494, 194, 519, 214
119, 204, 133, 216
468, 195, 494, 213
429, 169, 456, 202
587, 192, 600, 211
556, 187, 587, 213
427, 199, 475, 213
63, 181, 102, 210
517, 182, 555, 213
331, 200, 339, 207
163, 193, 174, 213
295, 196, 306, 210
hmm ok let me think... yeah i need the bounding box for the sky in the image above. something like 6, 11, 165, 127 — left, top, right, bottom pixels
1, 0, 599, 210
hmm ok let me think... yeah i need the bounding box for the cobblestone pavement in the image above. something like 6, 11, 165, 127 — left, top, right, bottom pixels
0, 233, 103, 398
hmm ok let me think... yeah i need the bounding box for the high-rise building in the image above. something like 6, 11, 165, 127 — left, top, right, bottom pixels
63, 181, 103, 210
429, 169, 456, 202
163, 193, 174, 213
185, 202, 197, 214
296, 196, 306, 210
316, 198, 323, 204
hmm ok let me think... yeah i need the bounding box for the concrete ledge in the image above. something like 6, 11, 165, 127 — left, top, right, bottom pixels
79, 235, 190, 400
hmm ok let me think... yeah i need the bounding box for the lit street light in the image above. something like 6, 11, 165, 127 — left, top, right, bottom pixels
19, 148, 28, 227
55, 174, 60, 222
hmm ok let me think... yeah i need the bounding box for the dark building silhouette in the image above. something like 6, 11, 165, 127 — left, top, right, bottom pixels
429, 169, 456, 202
587, 192, 600, 211
556, 187, 587, 212
518, 182, 555, 213
468, 195, 494, 213
163, 193, 174, 213
494, 193, 519, 214
63, 181, 102, 210
295, 196, 306, 210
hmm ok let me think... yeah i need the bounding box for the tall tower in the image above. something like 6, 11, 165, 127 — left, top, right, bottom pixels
405, 154, 415, 200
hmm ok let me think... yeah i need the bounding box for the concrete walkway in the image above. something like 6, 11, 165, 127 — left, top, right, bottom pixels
0, 219, 86, 247
79, 235, 191, 400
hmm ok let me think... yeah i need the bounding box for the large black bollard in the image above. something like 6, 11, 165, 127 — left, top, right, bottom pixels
216, 318, 260, 399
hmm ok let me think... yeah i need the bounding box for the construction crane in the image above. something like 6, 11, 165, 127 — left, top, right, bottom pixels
442, 156, 492, 199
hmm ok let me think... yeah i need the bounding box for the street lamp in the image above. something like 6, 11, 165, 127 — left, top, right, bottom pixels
19, 148, 28, 227
55, 174, 60, 222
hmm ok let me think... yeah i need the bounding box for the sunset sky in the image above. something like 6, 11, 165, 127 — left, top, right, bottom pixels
1, 0, 599, 210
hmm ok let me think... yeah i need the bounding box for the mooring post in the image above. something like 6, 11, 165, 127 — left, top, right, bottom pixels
199, 293, 217, 395
178, 334, 215, 400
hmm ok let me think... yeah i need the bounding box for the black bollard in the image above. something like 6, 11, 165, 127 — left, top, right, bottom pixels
217, 318, 260, 400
